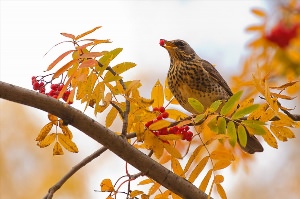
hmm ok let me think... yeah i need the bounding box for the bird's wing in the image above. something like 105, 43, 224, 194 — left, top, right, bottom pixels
201, 59, 233, 96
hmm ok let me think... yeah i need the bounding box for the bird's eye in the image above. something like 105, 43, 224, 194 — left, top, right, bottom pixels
175, 41, 185, 47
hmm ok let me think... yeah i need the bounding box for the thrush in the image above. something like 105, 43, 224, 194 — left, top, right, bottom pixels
160, 39, 263, 154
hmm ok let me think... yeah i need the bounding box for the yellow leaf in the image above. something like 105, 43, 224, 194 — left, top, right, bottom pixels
251, 8, 266, 18
214, 175, 224, 184
130, 190, 144, 198
144, 130, 164, 159
270, 92, 296, 100
213, 160, 231, 171
59, 122, 73, 139
188, 98, 204, 113
275, 126, 295, 139
75, 26, 102, 40
159, 134, 182, 141
188, 156, 209, 183
53, 142, 64, 155
105, 107, 119, 127
246, 25, 265, 32
262, 126, 278, 149
125, 80, 141, 96
199, 169, 212, 192
210, 150, 234, 161
248, 103, 269, 120
167, 109, 188, 121
184, 144, 203, 173
171, 158, 185, 177
217, 117, 226, 134
149, 120, 170, 131
216, 184, 227, 199
141, 194, 150, 199
138, 179, 153, 185
164, 78, 173, 101
98, 48, 123, 73
140, 112, 157, 123
171, 192, 181, 199
79, 51, 105, 58
151, 80, 164, 108
259, 108, 276, 122
270, 125, 287, 141
104, 62, 136, 81
48, 113, 58, 124
148, 182, 160, 195
36, 122, 53, 141
100, 178, 114, 192
163, 142, 182, 159
37, 133, 56, 148
58, 133, 79, 153
270, 81, 299, 90
134, 122, 146, 142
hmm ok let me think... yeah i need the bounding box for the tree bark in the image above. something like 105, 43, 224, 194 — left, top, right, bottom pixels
0, 81, 209, 199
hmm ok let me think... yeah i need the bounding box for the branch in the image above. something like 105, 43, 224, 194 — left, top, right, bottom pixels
0, 81, 209, 199
43, 147, 108, 199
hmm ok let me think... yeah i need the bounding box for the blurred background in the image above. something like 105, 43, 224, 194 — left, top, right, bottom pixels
1, 1, 299, 199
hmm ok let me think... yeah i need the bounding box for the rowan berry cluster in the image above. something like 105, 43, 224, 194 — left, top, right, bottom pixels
31, 76, 72, 104
145, 106, 193, 141
265, 22, 299, 48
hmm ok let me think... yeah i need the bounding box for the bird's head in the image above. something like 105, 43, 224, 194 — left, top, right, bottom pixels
160, 39, 196, 61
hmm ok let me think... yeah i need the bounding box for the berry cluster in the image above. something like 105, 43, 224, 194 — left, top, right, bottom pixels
265, 22, 299, 48
31, 76, 72, 104
145, 106, 193, 141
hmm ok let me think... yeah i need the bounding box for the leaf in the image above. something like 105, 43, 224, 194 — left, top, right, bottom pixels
208, 116, 218, 133
227, 121, 237, 146
52, 59, 78, 79
220, 91, 243, 115
246, 25, 265, 32
149, 120, 170, 130
125, 80, 141, 96
213, 160, 231, 171
199, 169, 213, 192
167, 109, 188, 121
262, 126, 278, 149
188, 156, 209, 183
270, 92, 296, 100
210, 150, 234, 161
60, 32, 75, 40
242, 120, 266, 135
237, 125, 247, 147
159, 134, 182, 141
209, 100, 222, 112
269, 81, 299, 90
53, 142, 64, 155
248, 103, 269, 120
58, 133, 79, 153
48, 113, 58, 124
79, 52, 105, 58
216, 184, 227, 199
130, 190, 144, 198
171, 158, 184, 177
164, 78, 173, 101
100, 179, 114, 192
104, 62, 136, 81
98, 48, 123, 73
79, 59, 98, 68
188, 98, 204, 113
270, 125, 287, 141
59, 121, 73, 139
214, 175, 224, 184
37, 133, 56, 148
163, 142, 182, 159
251, 8, 266, 18
103, 74, 122, 83
276, 126, 295, 139
75, 26, 102, 40
217, 117, 226, 134
194, 114, 205, 123
148, 182, 160, 195
47, 50, 74, 71
144, 130, 164, 159
36, 122, 53, 141
184, 144, 203, 172
231, 104, 260, 119
138, 179, 153, 185
105, 107, 119, 127
151, 80, 164, 108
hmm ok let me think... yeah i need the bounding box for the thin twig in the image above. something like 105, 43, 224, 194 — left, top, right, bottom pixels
43, 146, 108, 199
110, 101, 124, 119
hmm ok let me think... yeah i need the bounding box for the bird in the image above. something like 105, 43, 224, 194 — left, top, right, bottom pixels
160, 39, 263, 154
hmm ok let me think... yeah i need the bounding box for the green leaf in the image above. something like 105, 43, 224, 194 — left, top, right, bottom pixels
209, 100, 222, 112
217, 117, 226, 134
188, 98, 204, 113
98, 48, 123, 74
104, 62, 136, 81
242, 120, 266, 135
208, 116, 218, 133
227, 121, 237, 146
103, 74, 122, 83
220, 91, 243, 115
194, 114, 205, 123
237, 125, 247, 147
231, 104, 260, 120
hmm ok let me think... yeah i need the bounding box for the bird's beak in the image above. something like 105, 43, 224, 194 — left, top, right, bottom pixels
160, 39, 176, 50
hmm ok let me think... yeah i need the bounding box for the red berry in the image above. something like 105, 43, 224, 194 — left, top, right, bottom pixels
162, 112, 169, 118
58, 84, 64, 91
183, 125, 190, 131
39, 82, 44, 86
157, 115, 163, 120
51, 84, 58, 90
153, 107, 159, 112
33, 82, 39, 90
53, 95, 58, 99
39, 87, 45, 93
31, 76, 36, 80
159, 107, 165, 113
48, 90, 55, 96
160, 127, 168, 135
159, 39, 165, 46
145, 120, 154, 128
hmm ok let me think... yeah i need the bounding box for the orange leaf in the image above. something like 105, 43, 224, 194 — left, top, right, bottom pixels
35, 122, 53, 141
216, 184, 227, 199
214, 175, 224, 184
148, 182, 160, 195
37, 133, 56, 148
79, 59, 98, 68
48, 113, 58, 124
213, 160, 231, 171
163, 142, 182, 159
79, 52, 105, 58
246, 25, 265, 32
171, 158, 184, 177
58, 133, 78, 153
60, 32, 75, 40
76, 42, 95, 50
199, 169, 213, 192
262, 126, 278, 149
47, 50, 74, 71
53, 142, 64, 155
210, 150, 234, 161
100, 179, 114, 192
251, 8, 266, 18
184, 144, 204, 173
269, 81, 299, 90
188, 156, 209, 183
75, 26, 102, 40
52, 59, 78, 79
